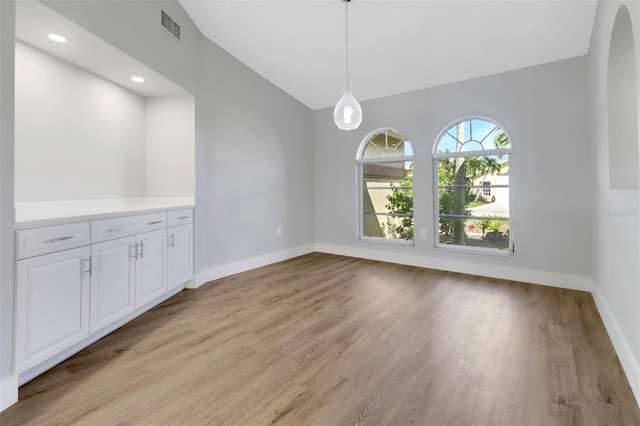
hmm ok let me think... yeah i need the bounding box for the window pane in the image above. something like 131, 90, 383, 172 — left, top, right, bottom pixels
470, 119, 495, 143
437, 155, 509, 214
438, 218, 510, 250
363, 161, 412, 181
437, 155, 510, 186
437, 154, 509, 250
436, 119, 511, 154
362, 188, 412, 214
364, 214, 413, 240
362, 131, 413, 159
362, 160, 413, 241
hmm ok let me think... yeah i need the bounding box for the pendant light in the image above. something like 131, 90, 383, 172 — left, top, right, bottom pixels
334, 0, 362, 130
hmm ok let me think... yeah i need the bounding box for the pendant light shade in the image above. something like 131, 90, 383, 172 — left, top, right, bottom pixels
334, 0, 362, 130
334, 80, 362, 130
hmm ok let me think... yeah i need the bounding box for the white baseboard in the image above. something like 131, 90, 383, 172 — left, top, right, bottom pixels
314, 243, 592, 292
193, 244, 315, 288
0, 374, 18, 412
593, 289, 640, 406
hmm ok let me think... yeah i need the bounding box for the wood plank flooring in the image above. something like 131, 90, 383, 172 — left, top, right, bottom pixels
2, 253, 639, 425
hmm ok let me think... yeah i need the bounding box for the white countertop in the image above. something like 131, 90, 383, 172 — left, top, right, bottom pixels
15, 197, 195, 228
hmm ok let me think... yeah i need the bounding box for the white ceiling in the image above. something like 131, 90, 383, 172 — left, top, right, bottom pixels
180, 0, 598, 110
16, 1, 190, 98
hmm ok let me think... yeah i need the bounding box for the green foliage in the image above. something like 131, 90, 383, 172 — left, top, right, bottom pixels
385, 173, 413, 240
480, 219, 503, 232
494, 132, 510, 150
438, 159, 456, 236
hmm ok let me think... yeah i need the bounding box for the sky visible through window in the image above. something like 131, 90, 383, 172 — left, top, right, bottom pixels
405, 143, 413, 156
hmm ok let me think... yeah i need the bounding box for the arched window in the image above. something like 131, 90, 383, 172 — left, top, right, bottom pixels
433, 117, 513, 253
356, 128, 414, 243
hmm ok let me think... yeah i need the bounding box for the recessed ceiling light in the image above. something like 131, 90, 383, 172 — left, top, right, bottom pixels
47, 34, 66, 43
131, 76, 145, 83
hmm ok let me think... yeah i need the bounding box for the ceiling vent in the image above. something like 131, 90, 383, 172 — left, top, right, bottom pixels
161, 11, 181, 41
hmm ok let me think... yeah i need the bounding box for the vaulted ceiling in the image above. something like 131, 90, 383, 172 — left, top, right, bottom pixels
180, 0, 598, 110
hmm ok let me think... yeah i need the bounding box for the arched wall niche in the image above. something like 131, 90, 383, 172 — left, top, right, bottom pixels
607, 5, 639, 190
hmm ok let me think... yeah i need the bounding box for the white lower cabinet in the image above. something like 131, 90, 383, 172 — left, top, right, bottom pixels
168, 224, 193, 290
135, 229, 167, 307
90, 237, 136, 333
14, 208, 192, 382
91, 230, 167, 332
15, 246, 91, 371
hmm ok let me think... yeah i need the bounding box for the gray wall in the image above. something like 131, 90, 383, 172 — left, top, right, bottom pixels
588, 0, 640, 401
0, 0, 15, 383
41, 0, 315, 284
196, 40, 314, 273
313, 56, 593, 290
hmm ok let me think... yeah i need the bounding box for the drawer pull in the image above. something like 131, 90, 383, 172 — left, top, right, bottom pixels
177, 216, 190, 220
108, 226, 127, 232
45, 236, 74, 243
147, 220, 163, 225
84, 257, 92, 276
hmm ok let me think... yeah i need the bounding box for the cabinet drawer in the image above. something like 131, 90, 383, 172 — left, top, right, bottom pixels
16, 222, 90, 260
168, 209, 193, 227
92, 212, 167, 243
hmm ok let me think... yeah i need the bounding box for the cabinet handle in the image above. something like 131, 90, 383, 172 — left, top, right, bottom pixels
140, 241, 144, 259
131, 244, 138, 260
148, 220, 163, 225
84, 257, 92, 276
45, 236, 74, 243
177, 216, 189, 220
108, 226, 127, 232
169, 234, 175, 248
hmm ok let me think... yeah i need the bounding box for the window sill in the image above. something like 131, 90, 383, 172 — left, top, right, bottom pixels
358, 237, 414, 247
435, 244, 514, 257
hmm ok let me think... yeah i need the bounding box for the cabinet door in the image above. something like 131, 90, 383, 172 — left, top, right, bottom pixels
90, 237, 136, 333
168, 224, 193, 290
135, 229, 167, 308
15, 247, 91, 371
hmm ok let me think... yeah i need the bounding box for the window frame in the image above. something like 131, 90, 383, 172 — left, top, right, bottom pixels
356, 128, 414, 245
432, 116, 514, 255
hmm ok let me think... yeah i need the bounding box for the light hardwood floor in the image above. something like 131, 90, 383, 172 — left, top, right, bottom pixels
2, 253, 639, 425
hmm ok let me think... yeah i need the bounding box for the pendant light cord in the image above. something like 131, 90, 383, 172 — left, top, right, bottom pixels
345, 0, 350, 82
334, 0, 361, 130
